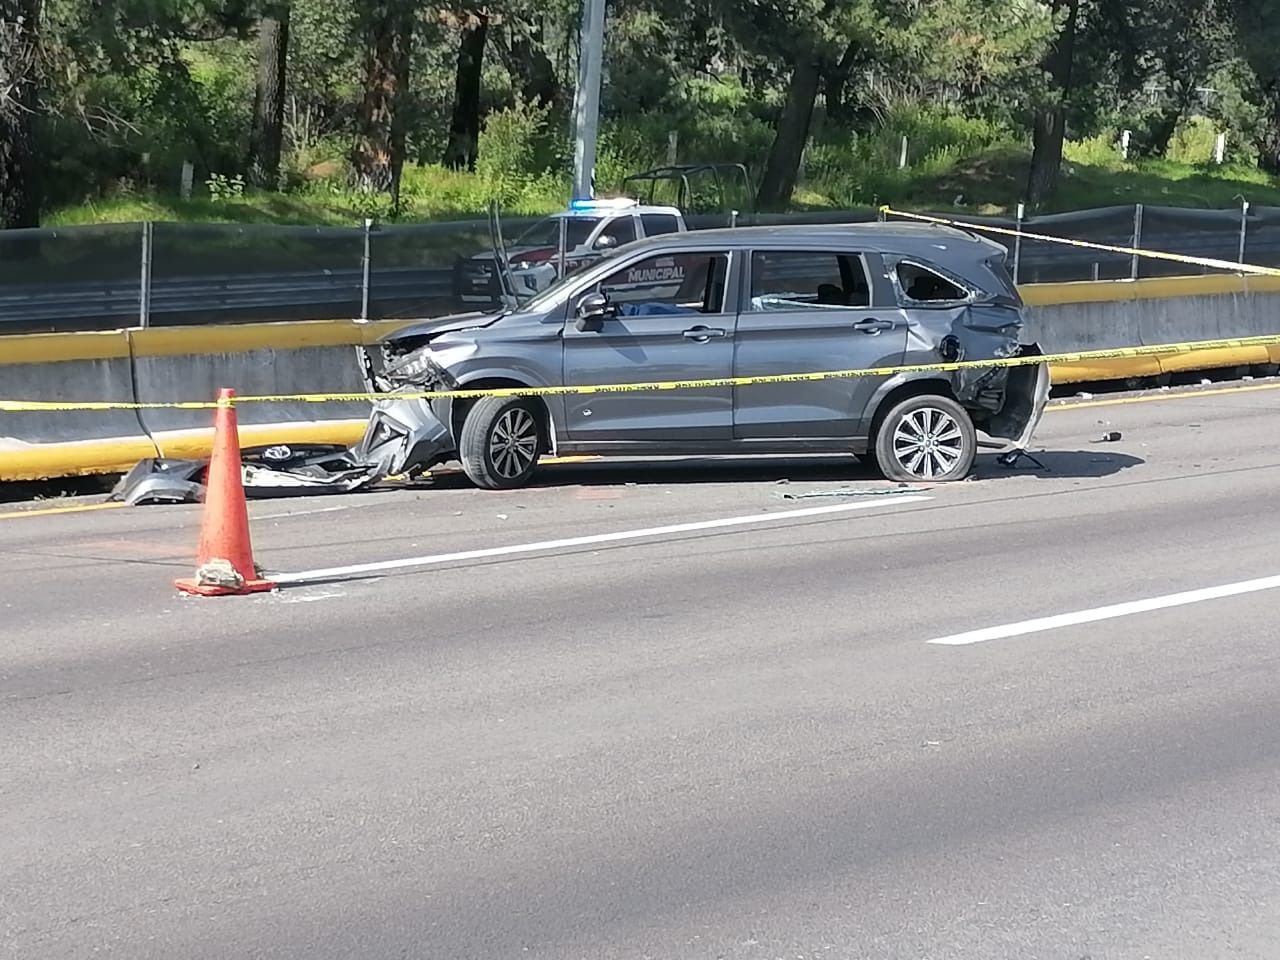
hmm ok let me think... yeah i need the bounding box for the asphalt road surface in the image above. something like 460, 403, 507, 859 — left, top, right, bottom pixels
4, 381, 1280, 959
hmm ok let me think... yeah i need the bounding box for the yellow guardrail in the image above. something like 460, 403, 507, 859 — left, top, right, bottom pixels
3, 334, 1280, 411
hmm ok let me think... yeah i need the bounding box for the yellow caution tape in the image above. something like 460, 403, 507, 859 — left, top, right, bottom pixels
880, 206, 1280, 278
2, 334, 1279, 412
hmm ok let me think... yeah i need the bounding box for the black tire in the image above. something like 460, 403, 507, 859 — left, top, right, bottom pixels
873, 394, 976, 482
459, 396, 543, 490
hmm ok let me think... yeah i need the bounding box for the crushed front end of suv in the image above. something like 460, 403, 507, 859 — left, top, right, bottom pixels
356, 222, 1050, 489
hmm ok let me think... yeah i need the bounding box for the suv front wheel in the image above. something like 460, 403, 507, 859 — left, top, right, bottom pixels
873, 394, 976, 482
459, 396, 543, 489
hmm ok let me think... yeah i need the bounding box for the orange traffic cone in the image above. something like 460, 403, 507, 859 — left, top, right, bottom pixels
175, 388, 277, 597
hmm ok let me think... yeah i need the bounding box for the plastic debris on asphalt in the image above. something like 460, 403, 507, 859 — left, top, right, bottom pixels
776, 486, 927, 500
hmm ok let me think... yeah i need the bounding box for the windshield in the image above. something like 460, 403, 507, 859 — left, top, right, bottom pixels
519, 249, 622, 314
514, 216, 598, 250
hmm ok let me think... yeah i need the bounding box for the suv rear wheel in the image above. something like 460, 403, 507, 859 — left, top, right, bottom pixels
459, 396, 543, 489
873, 394, 976, 482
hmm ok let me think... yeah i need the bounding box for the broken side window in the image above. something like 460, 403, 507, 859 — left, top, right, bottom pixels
895, 261, 972, 305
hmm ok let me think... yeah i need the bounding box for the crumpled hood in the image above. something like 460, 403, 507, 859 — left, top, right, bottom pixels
379, 310, 502, 345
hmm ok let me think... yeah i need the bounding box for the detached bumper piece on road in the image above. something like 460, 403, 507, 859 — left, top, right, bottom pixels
112, 444, 387, 507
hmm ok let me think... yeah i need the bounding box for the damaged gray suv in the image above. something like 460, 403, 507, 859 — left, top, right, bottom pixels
356, 222, 1050, 489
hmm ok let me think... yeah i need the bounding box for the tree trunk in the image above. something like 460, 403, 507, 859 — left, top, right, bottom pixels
1027, 105, 1067, 204
824, 43, 859, 127
498, 18, 559, 109
756, 54, 823, 211
1141, 75, 1198, 159
443, 12, 489, 171
352, 0, 415, 201
1026, 0, 1081, 207
0, 0, 41, 228
247, 2, 290, 188
1146, 111, 1180, 158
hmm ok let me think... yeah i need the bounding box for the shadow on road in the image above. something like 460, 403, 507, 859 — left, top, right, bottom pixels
971, 448, 1145, 481
414, 449, 1146, 492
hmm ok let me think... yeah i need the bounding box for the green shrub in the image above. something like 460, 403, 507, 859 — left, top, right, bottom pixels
464, 97, 572, 213
1064, 133, 1127, 170
1168, 116, 1223, 165
206, 172, 246, 202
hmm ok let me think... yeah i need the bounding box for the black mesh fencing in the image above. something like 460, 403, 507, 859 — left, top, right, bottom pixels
1242, 206, 1280, 270
0, 224, 144, 333
0, 202, 1268, 333
899, 206, 1139, 284
741, 208, 881, 227
368, 219, 521, 320
1019, 206, 1137, 283
148, 223, 365, 326
1134, 207, 1245, 278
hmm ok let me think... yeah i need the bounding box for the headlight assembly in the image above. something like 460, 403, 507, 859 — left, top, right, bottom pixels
385, 350, 440, 381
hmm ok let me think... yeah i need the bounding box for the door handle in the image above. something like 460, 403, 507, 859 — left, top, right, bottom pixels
683, 326, 726, 341
852, 318, 894, 334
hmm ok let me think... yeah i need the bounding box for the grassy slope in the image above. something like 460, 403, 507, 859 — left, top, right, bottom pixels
46, 147, 1280, 227
892, 148, 1280, 214
791, 144, 1280, 216
44, 192, 367, 227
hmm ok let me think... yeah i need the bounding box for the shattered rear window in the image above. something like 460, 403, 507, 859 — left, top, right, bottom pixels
896, 262, 970, 303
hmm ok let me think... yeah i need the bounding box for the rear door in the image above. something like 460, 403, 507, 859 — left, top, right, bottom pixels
562, 249, 737, 442
640, 213, 682, 238
732, 248, 908, 439
596, 214, 639, 248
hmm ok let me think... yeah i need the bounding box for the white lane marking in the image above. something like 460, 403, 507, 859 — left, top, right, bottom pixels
277, 591, 347, 604
928, 574, 1280, 646
255, 505, 352, 521
274, 496, 932, 585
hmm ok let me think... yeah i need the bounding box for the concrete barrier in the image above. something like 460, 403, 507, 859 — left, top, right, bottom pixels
1025, 275, 1280, 384
128, 321, 385, 459
0, 319, 417, 482
2, 275, 1279, 481
1024, 284, 1162, 383
0, 331, 157, 481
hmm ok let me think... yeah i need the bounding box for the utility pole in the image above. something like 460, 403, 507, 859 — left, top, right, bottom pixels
572, 0, 606, 200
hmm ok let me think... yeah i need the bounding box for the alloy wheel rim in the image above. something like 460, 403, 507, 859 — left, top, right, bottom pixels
489, 408, 539, 479
892, 407, 964, 479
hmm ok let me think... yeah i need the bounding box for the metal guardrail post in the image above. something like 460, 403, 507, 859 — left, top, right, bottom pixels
1013, 202, 1025, 285
1238, 200, 1250, 273
1130, 203, 1143, 280
139, 221, 153, 328
359, 218, 372, 322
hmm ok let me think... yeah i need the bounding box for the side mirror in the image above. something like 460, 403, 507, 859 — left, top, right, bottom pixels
575, 291, 613, 331
594, 234, 617, 250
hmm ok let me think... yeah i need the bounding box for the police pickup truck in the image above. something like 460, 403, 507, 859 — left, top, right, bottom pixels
452, 197, 688, 307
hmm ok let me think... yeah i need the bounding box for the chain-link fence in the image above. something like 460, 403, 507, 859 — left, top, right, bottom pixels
0, 202, 1269, 334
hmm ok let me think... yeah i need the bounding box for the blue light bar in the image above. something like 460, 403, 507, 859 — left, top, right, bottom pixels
567, 196, 638, 214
